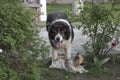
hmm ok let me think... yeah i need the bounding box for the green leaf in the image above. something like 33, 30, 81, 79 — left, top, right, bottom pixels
93, 56, 100, 66
99, 58, 110, 67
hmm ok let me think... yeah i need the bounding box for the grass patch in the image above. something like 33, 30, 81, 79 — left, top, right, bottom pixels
86, 64, 116, 77
47, 3, 82, 22
47, 2, 120, 22
47, 4, 72, 13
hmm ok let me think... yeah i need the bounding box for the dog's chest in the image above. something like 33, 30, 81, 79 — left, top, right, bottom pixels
61, 38, 72, 48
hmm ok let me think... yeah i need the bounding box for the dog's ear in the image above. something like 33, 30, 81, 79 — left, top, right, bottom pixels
69, 22, 74, 42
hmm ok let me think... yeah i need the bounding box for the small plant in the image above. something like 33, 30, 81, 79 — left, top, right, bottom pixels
110, 54, 118, 64
86, 56, 110, 76
93, 56, 110, 71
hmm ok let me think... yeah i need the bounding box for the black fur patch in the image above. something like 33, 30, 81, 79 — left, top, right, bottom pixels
46, 10, 68, 31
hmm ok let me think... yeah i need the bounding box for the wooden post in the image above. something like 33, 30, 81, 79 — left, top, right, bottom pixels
73, 0, 84, 16
40, 0, 46, 22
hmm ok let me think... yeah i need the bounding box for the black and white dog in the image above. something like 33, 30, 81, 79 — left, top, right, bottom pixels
46, 10, 74, 71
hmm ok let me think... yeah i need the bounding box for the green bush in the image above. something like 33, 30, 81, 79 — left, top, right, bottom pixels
0, 0, 49, 80
80, 2, 120, 72
80, 3, 120, 57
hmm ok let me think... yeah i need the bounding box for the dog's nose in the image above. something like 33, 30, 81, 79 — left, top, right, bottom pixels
56, 37, 60, 41
55, 34, 63, 42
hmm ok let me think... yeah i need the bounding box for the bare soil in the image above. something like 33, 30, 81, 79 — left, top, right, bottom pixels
41, 60, 120, 80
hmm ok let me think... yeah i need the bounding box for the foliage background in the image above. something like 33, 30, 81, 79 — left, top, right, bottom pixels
0, 0, 119, 79
0, 0, 49, 80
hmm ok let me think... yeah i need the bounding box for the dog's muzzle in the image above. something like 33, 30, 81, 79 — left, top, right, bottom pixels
55, 34, 63, 48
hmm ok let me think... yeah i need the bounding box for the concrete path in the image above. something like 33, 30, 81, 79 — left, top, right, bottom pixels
39, 27, 120, 57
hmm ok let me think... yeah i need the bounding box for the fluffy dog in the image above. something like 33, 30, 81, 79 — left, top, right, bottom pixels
46, 10, 74, 71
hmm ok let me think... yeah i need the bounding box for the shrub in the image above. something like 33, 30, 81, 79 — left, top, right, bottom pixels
0, 0, 49, 79
79, 2, 120, 72
80, 2, 120, 58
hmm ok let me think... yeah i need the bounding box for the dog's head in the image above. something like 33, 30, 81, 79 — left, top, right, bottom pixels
48, 19, 71, 49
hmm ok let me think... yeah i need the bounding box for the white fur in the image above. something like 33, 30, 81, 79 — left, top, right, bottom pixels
49, 58, 67, 70
48, 19, 71, 32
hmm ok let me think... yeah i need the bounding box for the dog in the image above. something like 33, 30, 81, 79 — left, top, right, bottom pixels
46, 10, 74, 71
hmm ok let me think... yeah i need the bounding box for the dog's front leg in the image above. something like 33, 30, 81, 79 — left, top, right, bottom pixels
65, 46, 75, 72
65, 45, 72, 60
49, 47, 58, 68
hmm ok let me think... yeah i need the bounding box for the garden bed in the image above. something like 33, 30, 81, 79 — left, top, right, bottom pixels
41, 59, 120, 80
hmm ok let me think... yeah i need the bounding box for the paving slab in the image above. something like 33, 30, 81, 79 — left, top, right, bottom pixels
39, 27, 120, 58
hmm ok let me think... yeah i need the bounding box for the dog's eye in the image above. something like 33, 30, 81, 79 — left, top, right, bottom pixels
52, 30, 57, 34
61, 29, 66, 33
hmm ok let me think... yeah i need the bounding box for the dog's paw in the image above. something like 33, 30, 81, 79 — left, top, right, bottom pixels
76, 66, 88, 73
49, 59, 67, 70
79, 69, 88, 73
49, 64, 55, 68
49, 61, 59, 68
83, 69, 88, 73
